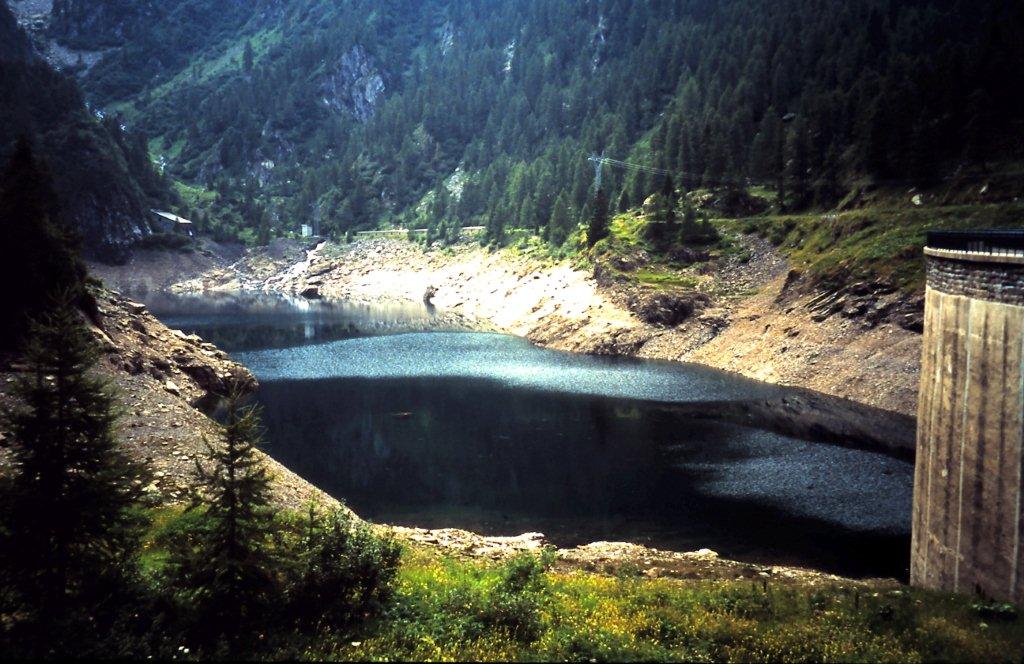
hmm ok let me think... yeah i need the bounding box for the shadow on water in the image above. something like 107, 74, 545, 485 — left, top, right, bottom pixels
256, 375, 911, 580
145, 292, 913, 580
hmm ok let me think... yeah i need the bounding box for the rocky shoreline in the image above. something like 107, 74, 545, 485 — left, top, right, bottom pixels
72, 236, 924, 581
256, 238, 920, 420
0, 287, 338, 512
153, 237, 917, 456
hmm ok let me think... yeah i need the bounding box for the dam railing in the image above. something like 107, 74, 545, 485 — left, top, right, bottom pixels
927, 230, 1024, 257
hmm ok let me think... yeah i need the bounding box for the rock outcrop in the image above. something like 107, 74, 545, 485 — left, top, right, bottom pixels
0, 286, 334, 510
320, 45, 385, 122
0, 3, 169, 262
626, 290, 710, 327
94, 289, 257, 407
49, 0, 157, 50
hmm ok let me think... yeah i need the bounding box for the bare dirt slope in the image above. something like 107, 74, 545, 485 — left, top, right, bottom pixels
228, 237, 921, 419
88, 238, 312, 296
0, 288, 336, 511
685, 274, 921, 417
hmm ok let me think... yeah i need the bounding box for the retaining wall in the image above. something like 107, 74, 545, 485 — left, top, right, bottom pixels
912, 248, 1024, 602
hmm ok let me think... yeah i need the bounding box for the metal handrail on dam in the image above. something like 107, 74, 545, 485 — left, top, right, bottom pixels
926, 229, 1024, 257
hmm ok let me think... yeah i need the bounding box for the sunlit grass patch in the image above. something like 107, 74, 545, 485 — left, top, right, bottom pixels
632, 268, 701, 290
126, 508, 1024, 661
732, 203, 1024, 292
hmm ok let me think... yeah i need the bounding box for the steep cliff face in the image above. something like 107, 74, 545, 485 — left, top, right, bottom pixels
5, 0, 107, 72
319, 45, 385, 122
49, 0, 157, 50
0, 3, 171, 261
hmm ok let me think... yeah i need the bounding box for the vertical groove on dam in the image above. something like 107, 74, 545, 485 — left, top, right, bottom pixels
913, 242, 1024, 602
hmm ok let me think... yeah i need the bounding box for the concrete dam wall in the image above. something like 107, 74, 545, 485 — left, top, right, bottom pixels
912, 236, 1024, 602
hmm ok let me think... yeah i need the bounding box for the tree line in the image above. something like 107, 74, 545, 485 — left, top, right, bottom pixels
79, 0, 1024, 246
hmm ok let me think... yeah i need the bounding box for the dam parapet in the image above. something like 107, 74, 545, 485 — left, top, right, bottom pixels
913, 230, 1024, 602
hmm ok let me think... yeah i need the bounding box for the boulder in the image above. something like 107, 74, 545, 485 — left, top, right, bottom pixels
628, 291, 711, 327
700, 188, 770, 218
300, 285, 321, 299
178, 362, 223, 394
125, 352, 145, 375
308, 263, 335, 277
125, 300, 148, 315
667, 246, 710, 266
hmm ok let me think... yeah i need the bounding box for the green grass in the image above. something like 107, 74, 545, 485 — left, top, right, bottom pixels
729, 203, 1024, 293
600, 191, 1024, 296
298, 545, 1023, 662
27, 505, 1011, 661
748, 184, 780, 204
6, 504, 1023, 660
632, 268, 700, 290
172, 180, 219, 208
605, 211, 650, 251
145, 28, 283, 108
590, 211, 736, 291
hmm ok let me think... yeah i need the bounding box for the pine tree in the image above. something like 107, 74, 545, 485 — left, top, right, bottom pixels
773, 122, 787, 211
617, 188, 631, 213
256, 208, 271, 246
243, 40, 254, 73
963, 88, 995, 170
661, 175, 677, 226
548, 192, 572, 246
785, 121, 811, 209
170, 394, 277, 638
0, 138, 85, 350
586, 187, 610, 248
0, 298, 147, 623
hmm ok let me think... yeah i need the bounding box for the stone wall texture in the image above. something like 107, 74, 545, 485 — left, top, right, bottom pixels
926, 253, 1024, 304
912, 253, 1024, 602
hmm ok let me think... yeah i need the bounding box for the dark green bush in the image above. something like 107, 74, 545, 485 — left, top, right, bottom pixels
478, 549, 556, 643
288, 507, 402, 629
135, 232, 194, 252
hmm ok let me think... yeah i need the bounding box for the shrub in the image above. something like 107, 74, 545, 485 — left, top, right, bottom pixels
135, 232, 193, 252
288, 507, 402, 629
479, 549, 556, 643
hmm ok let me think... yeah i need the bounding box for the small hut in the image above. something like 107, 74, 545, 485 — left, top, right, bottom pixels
151, 209, 194, 236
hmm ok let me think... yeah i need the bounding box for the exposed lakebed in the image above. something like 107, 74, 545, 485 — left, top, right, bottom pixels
146, 292, 913, 579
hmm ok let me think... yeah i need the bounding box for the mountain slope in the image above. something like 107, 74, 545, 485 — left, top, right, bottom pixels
29, 0, 1024, 248
0, 2, 174, 261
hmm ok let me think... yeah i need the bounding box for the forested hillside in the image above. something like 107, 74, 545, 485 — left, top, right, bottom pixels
0, 3, 173, 261
29, 0, 1024, 245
